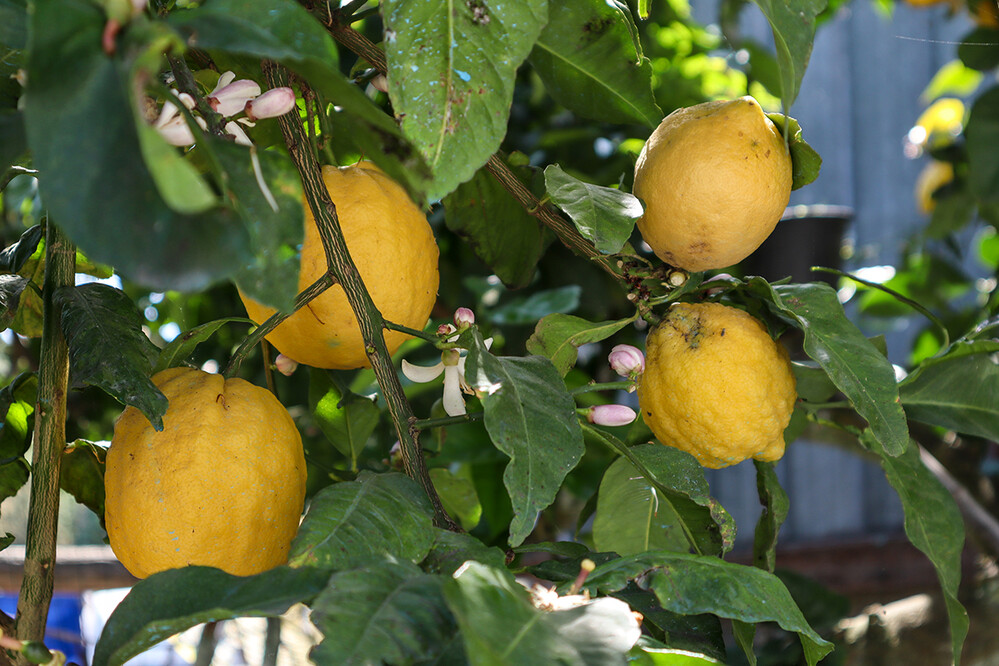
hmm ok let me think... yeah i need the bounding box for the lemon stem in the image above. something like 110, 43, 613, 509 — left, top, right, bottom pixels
570, 381, 636, 395
383, 320, 440, 344
412, 412, 485, 430
14, 223, 74, 655
262, 61, 460, 532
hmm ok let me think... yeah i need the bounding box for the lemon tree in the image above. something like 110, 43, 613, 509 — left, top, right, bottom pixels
0, 1, 985, 665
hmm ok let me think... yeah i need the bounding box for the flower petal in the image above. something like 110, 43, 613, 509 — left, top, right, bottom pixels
401, 359, 444, 383
442, 366, 467, 416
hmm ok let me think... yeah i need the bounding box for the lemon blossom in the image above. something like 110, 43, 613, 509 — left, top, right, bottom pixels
402, 337, 493, 417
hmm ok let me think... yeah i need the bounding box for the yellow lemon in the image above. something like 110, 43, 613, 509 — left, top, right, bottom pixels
104, 367, 307, 578
240, 161, 439, 370
633, 96, 793, 272
915, 160, 955, 214
913, 98, 965, 149
638, 302, 797, 468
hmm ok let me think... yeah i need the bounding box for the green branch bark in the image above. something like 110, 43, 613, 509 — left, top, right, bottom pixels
14, 223, 75, 655
261, 61, 458, 532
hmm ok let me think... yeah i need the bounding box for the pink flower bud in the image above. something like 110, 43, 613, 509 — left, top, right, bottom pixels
209, 79, 261, 117
244, 87, 296, 121
274, 354, 298, 376
608, 344, 645, 378
454, 307, 475, 330
587, 404, 637, 427
437, 323, 456, 338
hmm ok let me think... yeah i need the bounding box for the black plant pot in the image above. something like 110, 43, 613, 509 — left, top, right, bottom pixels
739, 205, 853, 285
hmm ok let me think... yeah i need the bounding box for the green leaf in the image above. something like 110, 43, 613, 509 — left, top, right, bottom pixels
753, 280, 908, 456
0, 459, 27, 505
0, 0, 27, 49
0, 394, 32, 463
443, 161, 546, 289
584, 552, 834, 666
746, 0, 825, 110
59, 439, 107, 523
584, 434, 734, 556
751, 461, 788, 573
311, 559, 458, 666
166, 0, 432, 200
430, 467, 482, 531
630, 648, 724, 665
55, 283, 167, 430
528, 0, 662, 127
863, 435, 968, 666
382, 0, 548, 200
489, 286, 582, 326
0, 225, 43, 273
421, 528, 509, 576
0, 110, 25, 173
153, 317, 249, 374
900, 347, 999, 441
464, 333, 585, 546
959, 28, 999, 71
25, 0, 254, 293
289, 472, 437, 569
308, 369, 379, 470
526, 313, 635, 377
443, 561, 639, 665
0, 275, 28, 333
765, 113, 822, 190
91, 565, 330, 666
543, 165, 643, 254
966, 86, 999, 204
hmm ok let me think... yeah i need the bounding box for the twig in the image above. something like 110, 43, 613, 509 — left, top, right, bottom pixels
261, 61, 459, 532
166, 54, 229, 139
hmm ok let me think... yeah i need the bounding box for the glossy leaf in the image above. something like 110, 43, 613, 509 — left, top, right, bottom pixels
747, 0, 824, 110
583, 552, 834, 665
528, 0, 661, 127
59, 439, 107, 523
289, 472, 437, 569
382, 0, 547, 200
766, 113, 822, 190
863, 434, 968, 666
751, 461, 788, 573
311, 559, 458, 666
153, 318, 250, 374
489, 285, 581, 326
309, 369, 379, 468
464, 333, 585, 546
756, 280, 908, 456
55, 283, 167, 430
443, 161, 546, 289
526, 313, 635, 376
92, 565, 330, 666
543, 165, 643, 254
966, 86, 999, 204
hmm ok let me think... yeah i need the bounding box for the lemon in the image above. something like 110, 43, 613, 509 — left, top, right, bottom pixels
638, 302, 797, 468
104, 367, 307, 578
633, 96, 793, 272
915, 160, 954, 214
240, 161, 439, 370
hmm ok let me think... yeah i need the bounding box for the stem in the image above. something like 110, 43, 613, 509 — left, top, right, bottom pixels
412, 412, 484, 430
261, 61, 458, 532
570, 380, 636, 395
14, 224, 75, 654
383, 320, 439, 344
166, 55, 229, 139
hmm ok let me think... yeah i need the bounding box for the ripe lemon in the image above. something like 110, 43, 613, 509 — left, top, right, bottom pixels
915, 160, 954, 214
240, 161, 439, 370
633, 97, 793, 272
637, 302, 797, 469
104, 367, 307, 578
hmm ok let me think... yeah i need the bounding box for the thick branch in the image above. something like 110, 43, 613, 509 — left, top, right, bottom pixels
14, 224, 75, 655
262, 62, 458, 532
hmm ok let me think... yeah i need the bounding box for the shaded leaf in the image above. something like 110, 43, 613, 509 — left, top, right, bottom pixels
8, 277, 41, 337
766, 113, 822, 190
311, 559, 458, 666
153, 317, 250, 374
752, 460, 788, 573
59, 439, 107, 523
289, 472, 437, 569
0, 110, 25, 173
526, 313, 636, 376
966, 86, 999, 204
308, 370, 379, 469
0, 275, 28, 334
0, 459, 28, 505
421, 528, 508, 576
0, 0, 27, 49
489, 286, 581, 326
529, 1, 661, 127
430, 467, 482, 531
464, 333, 585, 546
92, 565, 330, 666
55, 283, 167, 430
0, 224, 42, 273
747, 0, 824, 109
544, 165, 643, 254
443, 161, 546, 289
382, 0, 548, 200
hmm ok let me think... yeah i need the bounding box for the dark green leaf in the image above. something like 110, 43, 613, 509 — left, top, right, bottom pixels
289, 472, 437, 569
168, 0, 432, 200
8, 278, 41, 337
791, 361, 838, 403
966, 86, 999, 204
613, 590, 726, 662
308, 369, 379, 468
59, 439, 106, 523
311, 559, 458, 666
747, 0, 824, 109
92, 565, 330, 666
863, 435, 968, 666
959, 28, 999, 71
430, 468, 481, 531
382, 0, 548, 200
465, 334, 585, 546
526, 313, 635, 377
57, 284, 167, 429
901, 347, 999, 442
0, 275, 27, 333
0, 111, 25, 174
0, 0, 27, 49
584, 552, 834, 665
765, 113, 822, 190
0, 459, 27, 504
443, 161, 546, 289
751, 461, 788, 573
544, 165, 643, 253
0, 225, 43, 273
529, 1, 661, 127
153, 318, 249, 374
489, 286, 581, 326
421, 528, 508, 576
754, 280, 908, 456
